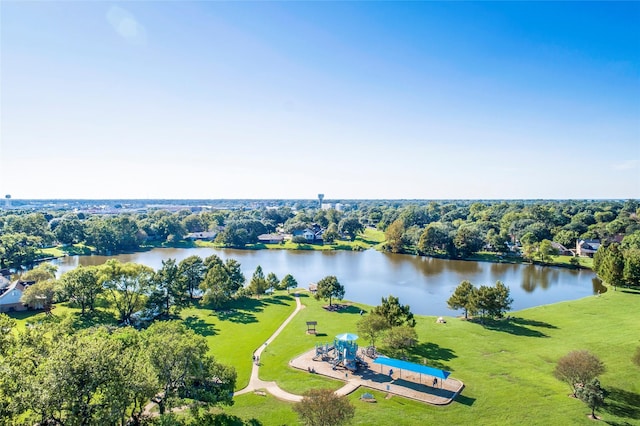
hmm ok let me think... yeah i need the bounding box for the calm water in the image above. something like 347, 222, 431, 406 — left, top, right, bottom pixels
53, 248, 603, 316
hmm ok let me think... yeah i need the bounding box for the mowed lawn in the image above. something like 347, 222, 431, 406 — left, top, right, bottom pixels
8, 287, 639, 425
179, 294, 297, 390
221, 288, 640, 425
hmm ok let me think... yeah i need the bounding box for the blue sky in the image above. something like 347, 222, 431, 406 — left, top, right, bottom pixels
1, 2, 638, 200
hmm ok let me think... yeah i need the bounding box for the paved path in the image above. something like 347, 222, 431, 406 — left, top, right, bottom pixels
234, 294, 305, 402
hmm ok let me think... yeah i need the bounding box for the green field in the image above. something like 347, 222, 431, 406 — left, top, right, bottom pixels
223, 288, 640, 425
10, 286, 639, 425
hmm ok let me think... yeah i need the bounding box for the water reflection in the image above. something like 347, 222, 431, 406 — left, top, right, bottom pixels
53, 248, 597, 316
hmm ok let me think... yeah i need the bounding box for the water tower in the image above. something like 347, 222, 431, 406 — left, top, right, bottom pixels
4, 194, 10, 209
318, 193, 324, 209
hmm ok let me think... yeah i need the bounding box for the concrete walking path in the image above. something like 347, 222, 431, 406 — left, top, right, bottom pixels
234, 294, 305, 402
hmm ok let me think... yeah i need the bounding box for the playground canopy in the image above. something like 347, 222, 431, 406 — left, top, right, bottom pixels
335, 333, 359, 341
373, 357, 451, 380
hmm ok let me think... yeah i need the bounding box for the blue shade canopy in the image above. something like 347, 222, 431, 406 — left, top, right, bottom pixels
373, 357, 451, 380
335, 333, 359, 341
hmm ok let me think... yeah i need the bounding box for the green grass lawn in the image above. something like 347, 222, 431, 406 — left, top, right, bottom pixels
179, 294, 297, 390
9, 287, 638, 425
221, 288, 640, 425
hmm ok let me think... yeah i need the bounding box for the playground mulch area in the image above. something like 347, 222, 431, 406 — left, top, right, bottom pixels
289, 348, 464, 405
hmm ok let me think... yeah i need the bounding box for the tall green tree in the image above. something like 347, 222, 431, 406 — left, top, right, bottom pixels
314, 275, 345, 307
384, 219, 406, 253
266, 272, 279, 293
447, 280, 477, 319
383, 325, 418, 357
150, 258, 189, 316
279, 274, 298, 293
58, 266, 102, 314
100, 260, 154, 323
371, 295, 416, 327
178, 255, 206, 299
356, 313, 389, 347
144, 321, 236, 414
20, 279, 58, 311
453, 224, 485, 257
249, 265, 268, 296
623, 248, 640, 286
597, 243, 625, 290
337, 217, 364, 241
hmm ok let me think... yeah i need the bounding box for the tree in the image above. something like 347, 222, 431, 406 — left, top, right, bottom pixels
538, 239, 559, 263
447, 280, 477, 319
144, 321, 236, 414
577, 378, 605, 419
21, 279, 58, 311
453, 224, 485, 257
384, 219, 406, 253
474, 281, 512, 319
596, 243, 625, 290
323, 223, 339, 244
58, 266, 102, 314
266, 272, 279, 293
314, 275, 345, 307
623, 248, 640, 287
249, 265, 268, 297
0, 313, 16, 356
293, 388, 355, 426
383, 325, 418, 357
418, 222, 450, 254
356, 313, 389, 347
100, 260, 155, 323
20, 263, 57, 283
371, 295, 416, 327
150, 258, 189, 316
0, 233, 41, 269
4, 324, 158, 425
554, 350, 605, 397
338, 217, 364, 241
178, 255, 206, 299
279, 274, 298, 293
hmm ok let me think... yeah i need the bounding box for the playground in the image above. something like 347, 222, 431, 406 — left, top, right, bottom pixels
289, 332, 464, 405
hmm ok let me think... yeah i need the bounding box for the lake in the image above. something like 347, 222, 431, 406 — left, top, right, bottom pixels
53, 248, 603, 316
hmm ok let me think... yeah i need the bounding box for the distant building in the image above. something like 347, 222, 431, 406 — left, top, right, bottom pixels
576, 239, 601, 257
0, 279, 27, 313
258, 233, 284, 244
551, 242, 573, 256
185, 231, 217, 241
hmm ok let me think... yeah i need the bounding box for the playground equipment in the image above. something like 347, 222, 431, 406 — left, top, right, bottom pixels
313, 333, 366, 372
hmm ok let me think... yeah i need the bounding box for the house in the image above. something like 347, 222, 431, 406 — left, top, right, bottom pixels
576, 239, 601, 257
551, 242, 573, 256
258, 233, 284, 244
185, 231, 217, 241
0, 279, 27, 313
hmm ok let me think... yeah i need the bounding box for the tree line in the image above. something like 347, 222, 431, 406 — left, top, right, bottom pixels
1, 199, 639, 269
19, 256, 299, 324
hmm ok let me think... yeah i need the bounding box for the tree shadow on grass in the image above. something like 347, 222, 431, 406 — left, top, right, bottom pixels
472, 318, 549, 338
68, 309, 118, 330
214, 310, 258, 324
454, 393, 476, 406
509, 317, 558, 329
603, 387, 640, 420
184, 315, 219, 337
408, 342, 457, 371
